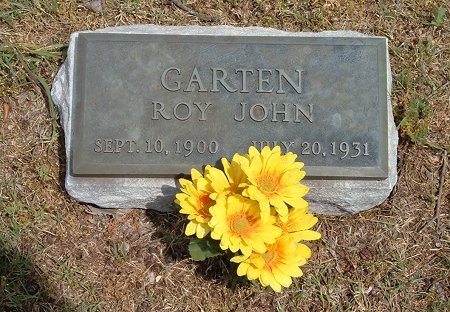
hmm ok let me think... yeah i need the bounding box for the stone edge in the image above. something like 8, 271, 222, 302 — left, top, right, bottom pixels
51, 25, 397, 214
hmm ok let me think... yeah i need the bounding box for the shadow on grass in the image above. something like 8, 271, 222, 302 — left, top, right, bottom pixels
144, 208, 249, 290
0, 238, 73, 312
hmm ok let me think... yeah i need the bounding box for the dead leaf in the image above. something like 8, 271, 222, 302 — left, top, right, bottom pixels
2, 101, 10, 124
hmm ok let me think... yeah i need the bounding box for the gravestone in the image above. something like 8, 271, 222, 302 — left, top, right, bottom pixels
51, 25, 398, 215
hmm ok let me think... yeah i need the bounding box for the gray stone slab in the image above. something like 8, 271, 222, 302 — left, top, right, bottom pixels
51, 25, 398, 215
72, 33, 388, 180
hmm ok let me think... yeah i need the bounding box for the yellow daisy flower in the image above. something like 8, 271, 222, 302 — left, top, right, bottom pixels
276, 206, 322, 242
238, 146, 309, 222
204, 154, 247, 200
231, 235, 312, 292
209, 195, 282, 256
175, 168, 215, 239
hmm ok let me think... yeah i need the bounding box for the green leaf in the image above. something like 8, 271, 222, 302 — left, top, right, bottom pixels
188, 237, 222, 261
31, 48, 65, 58
431, 6, 446, 27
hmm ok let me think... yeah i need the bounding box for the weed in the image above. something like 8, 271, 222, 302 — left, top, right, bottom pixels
120, 0, 144, 15
379, 1, 394, 18
397, 89, 448, 150
418, 36, 435, 64
111, 241, 129, 261
55, 259, 84, 287
430, 6, 447, 27
52, 210, 65, 227
82, 283, 99, 300
428, 300, 450, 312
76, 301, 102, 312
40, 0, 59, 14
143, 295, 158, 303
37, 164, 52, 181
275, 301, 287, 312
73, 284, 103, 310
33, 204, 47, 223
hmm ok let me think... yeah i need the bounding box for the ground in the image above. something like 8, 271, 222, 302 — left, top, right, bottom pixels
0, 0, 449, 311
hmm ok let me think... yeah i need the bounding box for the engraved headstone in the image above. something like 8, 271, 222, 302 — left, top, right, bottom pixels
51, 25, 398, 215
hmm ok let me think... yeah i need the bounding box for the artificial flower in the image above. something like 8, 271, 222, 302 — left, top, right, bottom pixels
204, 154, 247, 200
231, 235, 312, 292
276, 206, 321, 242
209, 195, 282, 256
175, 168, 215, 238
175, 145, 321, 293
237, 146, 309, 222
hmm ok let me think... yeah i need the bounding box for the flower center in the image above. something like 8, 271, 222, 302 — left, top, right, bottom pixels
231, 216, 252, 234
257, 174, 279, 194
275, 221, 288, 233
261, 250, 276, 266
198, 193, 214, 218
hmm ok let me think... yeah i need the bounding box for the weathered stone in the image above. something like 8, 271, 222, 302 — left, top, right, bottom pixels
51, 25, 398, 215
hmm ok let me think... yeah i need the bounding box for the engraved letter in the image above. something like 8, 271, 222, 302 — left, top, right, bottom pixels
234, 102, 246, 121
257, 69, 274, 93
276, 69, 304, 94
281, 141, 295, 152
114, 139, 125, 153
271, 103, 289, 122
235, 69, 254, 93
294, 103, 314, 123
249, 104, 268, 122
104, 139, 114, 153
252, 141, 272, 149
211, 68, 238, 93
161, 67, 181, 91
174, 103, 192, 121
184, 67, 207, 92
252, 141, 263, 150
194, 102, 212, 121
126, 140, 136, 153
151, 102, 172, 120
94, 139, 102, 153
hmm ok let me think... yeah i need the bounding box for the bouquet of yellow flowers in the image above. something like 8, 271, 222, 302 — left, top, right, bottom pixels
175, 146, 321, 292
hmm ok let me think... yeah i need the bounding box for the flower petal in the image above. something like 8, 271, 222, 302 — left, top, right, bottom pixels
247, 266, 259, 280
237, 262, 250, 276
196, 223, 210, 238
185, 222, 197, 236
272, 266, 292, 288
290, 230, 322, 241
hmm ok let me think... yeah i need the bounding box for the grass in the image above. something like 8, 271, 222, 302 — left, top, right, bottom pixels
0, 241, 46, 309
111, 241, 130, 261
1, 44, 66, 144
1, 0, 449, 311
0, 0, 35, 28
0, 179, 64, 309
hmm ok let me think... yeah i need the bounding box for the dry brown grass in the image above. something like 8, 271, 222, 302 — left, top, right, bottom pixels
1, 0, 449, 311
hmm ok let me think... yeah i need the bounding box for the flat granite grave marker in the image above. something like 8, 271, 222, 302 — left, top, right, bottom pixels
51, 25, 398, 215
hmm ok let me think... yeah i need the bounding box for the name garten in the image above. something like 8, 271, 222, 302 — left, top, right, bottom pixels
151, 66, 313, 123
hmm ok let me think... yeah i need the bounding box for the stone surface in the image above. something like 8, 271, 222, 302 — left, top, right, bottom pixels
71, 32, 388, 180
51, 25, 398, 215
